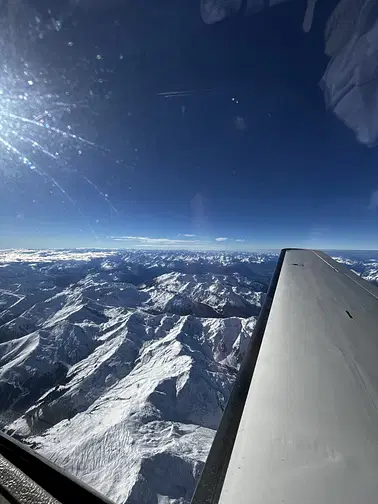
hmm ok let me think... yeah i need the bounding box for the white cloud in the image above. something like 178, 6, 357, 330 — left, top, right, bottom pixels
369, 190, 378, 210
0, 249, 116, 263
109, 236, 254, 250
109, 236, 201, 247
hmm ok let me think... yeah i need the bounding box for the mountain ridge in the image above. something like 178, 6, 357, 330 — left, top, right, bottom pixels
1, 248, 377, 503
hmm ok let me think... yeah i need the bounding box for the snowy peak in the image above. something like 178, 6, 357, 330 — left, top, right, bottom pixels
0, 248, 274, 503
144, 271, 265, 318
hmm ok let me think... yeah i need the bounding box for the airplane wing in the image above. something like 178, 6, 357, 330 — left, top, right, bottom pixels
191, 248, 378, 504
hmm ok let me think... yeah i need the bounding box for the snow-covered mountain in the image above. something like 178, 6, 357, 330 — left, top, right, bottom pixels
331, 251, 378, 284
2, 248, 377, 504
0, 248, 275, 504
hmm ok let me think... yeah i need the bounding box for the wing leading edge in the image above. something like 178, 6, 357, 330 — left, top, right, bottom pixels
191, 248, 378, 504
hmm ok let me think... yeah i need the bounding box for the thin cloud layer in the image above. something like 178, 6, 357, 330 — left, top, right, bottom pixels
109, 236, 251, 250
110, 236, 201, 246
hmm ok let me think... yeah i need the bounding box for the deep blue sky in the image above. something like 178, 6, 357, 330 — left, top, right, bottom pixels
1, 0, 378, 250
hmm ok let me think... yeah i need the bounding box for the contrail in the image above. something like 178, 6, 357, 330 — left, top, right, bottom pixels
157, 90, 197, 98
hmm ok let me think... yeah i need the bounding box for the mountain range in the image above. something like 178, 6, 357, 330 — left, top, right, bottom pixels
0, 248, 377, 503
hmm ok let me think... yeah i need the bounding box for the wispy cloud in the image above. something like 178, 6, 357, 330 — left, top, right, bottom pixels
109, 236, 201, 247
108, 235, 252, 250
369, 190, 378, 210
